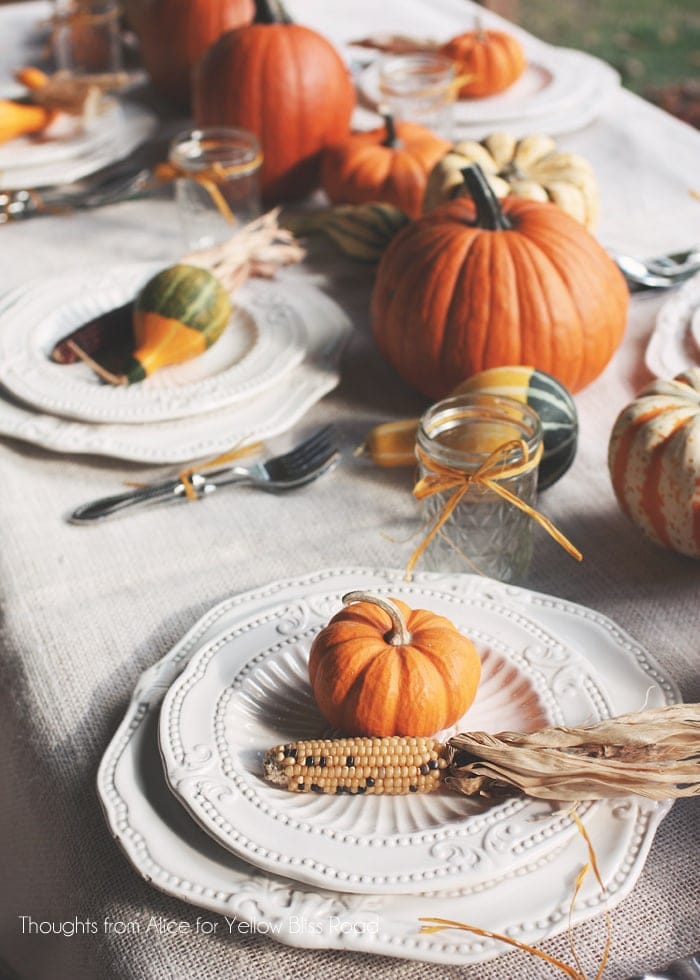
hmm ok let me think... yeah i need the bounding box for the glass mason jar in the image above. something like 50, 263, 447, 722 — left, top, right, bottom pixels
377, 52, 457, 139
415, 394, 543, 582
52, 0, 123, 75
169, 127, 262, 252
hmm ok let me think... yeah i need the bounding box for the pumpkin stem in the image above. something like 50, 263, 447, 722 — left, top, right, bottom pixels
381, 112, 400, 148
65, 339, 127, 386
254, 0, 293, 24
474, 15, 487, 42
461, 164, 512, 231
341, 591, 413, 646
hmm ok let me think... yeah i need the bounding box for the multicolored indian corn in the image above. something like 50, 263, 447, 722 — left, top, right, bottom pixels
263, 736, 448, 795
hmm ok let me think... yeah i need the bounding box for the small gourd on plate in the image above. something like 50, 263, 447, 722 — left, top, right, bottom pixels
193, 0, 355, 204
124, 264, 232, 383
308, 591, 481, 737
440, 23, 526, 98
608, 368, 700, 559
424, 132, 599, 229
321, 114, 450, 219
372, 163, 628, 400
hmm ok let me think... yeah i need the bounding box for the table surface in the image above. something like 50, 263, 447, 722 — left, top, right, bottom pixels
1, 2, 699, 979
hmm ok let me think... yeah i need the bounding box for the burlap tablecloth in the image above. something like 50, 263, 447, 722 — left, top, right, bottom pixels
1, 2, 699, 978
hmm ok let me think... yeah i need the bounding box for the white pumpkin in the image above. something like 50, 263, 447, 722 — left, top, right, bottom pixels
608, 368, 700, 559
423, 131, 599, 229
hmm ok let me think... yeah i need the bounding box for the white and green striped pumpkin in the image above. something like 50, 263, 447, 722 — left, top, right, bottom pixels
608, 368, 700, 559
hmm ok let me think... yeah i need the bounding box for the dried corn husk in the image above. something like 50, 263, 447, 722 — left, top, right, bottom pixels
184, 208, 305, 293
446, 704, 700, 801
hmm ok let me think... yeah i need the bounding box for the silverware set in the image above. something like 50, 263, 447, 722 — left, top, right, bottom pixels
613, 247, 700, 289
69, 424, 340, 523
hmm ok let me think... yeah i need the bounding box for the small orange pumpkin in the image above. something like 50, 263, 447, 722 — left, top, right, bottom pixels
441, 23, 526, 98
308, 591, 481, 737
372, 163, 628, 399
321, 114, 450, 219
608, 368, 700, 559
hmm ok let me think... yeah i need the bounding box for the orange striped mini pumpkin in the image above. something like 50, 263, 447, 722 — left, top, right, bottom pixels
608, 368, 700, 559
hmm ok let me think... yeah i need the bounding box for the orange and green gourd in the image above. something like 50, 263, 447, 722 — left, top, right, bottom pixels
125, 264, 231, 383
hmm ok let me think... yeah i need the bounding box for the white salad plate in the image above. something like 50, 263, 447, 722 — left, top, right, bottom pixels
645, 271, 700, 378
0, 265, 308, 424
0, 273, 351, 463
158, 582, 618, 896
0, 100, 157, 191
98, 568, 679, 966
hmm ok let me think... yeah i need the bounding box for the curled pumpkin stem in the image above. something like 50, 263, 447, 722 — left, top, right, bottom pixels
341, 591, 413, 646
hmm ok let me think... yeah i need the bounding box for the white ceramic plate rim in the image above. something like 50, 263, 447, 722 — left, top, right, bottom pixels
98, 568, 678, 966
645, 271, 700, 378
0, 272, 351, 463
157, 584, 615, 895
0, 266, 309, 423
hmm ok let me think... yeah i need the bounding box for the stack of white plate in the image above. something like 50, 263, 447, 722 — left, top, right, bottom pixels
98, 567, 678, 967
0, 99, 157, 192
645, 272, 700, 378
0, 265, 351, 463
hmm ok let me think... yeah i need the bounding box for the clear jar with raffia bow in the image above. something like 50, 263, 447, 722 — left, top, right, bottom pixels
166, 127, 263, 252
411, 394, 545, 582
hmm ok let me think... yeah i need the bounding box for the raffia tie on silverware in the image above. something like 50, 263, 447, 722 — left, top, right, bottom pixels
406, 438, 582, 579
153, 156, 264, 225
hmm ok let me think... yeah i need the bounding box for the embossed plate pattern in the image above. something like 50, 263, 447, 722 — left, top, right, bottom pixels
99, 568, 678, 964
158, 585, 616, 895
0, 266, 308, 424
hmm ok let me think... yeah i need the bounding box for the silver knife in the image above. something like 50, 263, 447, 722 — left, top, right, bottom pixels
627, 953, 700, 979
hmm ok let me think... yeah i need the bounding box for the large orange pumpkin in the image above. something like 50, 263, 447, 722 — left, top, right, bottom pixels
441, 24, 526, 98
124, 0, 254, 109
608, 368, 700, 559
372, 163, 628, 400
308, 591, 482, 737
193, 0, 355, 204
321, 114, 450, 219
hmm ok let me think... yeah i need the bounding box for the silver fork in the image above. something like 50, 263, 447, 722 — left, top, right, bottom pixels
68, 425, 339, 524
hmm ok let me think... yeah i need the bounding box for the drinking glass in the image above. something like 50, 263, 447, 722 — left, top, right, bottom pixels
378, 52, 457, 138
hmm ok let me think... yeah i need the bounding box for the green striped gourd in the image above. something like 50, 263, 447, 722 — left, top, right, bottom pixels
126, 264, 231, 383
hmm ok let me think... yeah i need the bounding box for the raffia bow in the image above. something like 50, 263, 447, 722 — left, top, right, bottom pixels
154, 156, 264, 225
406, 438, 582, 578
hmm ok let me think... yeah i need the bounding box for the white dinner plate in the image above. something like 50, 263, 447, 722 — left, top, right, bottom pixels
158, 582, 617, 896
0, 100, 157, 191
98, 568, 678, 966
645, 271, 700, 378
0, 266, 308, 424
0, 274, 351, 463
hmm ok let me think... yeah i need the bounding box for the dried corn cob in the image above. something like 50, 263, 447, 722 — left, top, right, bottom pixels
263, 736, 447, 795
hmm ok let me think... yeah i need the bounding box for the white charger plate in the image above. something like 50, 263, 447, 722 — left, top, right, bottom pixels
0, 100, 157, 191
0, 275, 351, 463
98, 568, 678, 966
0, 266, 308, 424
158, 582, 616, 896
645, 271, 700, 378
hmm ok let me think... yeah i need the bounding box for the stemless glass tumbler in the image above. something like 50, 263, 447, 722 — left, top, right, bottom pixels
52, 0, 123, 75
169, 127, 262, 252
377, 52, 457, 139
415, 394, 543, 582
